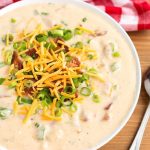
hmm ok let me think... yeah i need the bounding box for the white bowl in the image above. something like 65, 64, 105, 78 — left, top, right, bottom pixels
0, 0, 141, 149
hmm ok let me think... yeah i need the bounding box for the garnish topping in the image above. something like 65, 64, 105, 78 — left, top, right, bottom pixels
0, 23, 105, 123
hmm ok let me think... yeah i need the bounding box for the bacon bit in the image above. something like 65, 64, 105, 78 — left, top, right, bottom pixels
102, 112, 110, 121
67, 57, 80, 67
76, 70, 83, 74
55, 37, 64, 47
58, 88, 63, 93
25, 48, 38, 59
24, 87, 33, 96
0, 95, 11, 98
11, 51, 23, 70
64, 45, 69, 53
104, 103, 112, 110
94, 30, 107, 37
81, 116, 88, 122
75, 92, 78, 98
78, 70, 83, 74
80, 112, 88, 122
24, 79, 36, 96
55, 37, 69, 53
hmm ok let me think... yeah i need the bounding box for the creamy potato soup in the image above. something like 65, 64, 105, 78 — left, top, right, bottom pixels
0, 3, 136, 150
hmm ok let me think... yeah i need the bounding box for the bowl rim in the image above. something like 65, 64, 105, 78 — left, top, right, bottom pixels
0, 0, 142, 149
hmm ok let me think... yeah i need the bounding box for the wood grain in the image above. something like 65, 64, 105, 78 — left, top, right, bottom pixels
99, 31, 150, 150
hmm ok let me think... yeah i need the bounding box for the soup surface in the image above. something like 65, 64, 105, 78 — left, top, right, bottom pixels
0, 3, 136, 150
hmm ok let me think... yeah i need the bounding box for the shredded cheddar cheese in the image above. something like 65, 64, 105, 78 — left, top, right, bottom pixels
77, 26, 95, 35
23, 99, 38, 123
1, 22, 104, 124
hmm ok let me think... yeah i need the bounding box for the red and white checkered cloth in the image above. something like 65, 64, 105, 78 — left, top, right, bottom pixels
85, 0, 150, 31
0, 0, 150, 31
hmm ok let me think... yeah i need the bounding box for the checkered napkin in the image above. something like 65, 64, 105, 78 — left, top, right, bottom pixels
85, 0, 150, 31
0, 0, 150, 31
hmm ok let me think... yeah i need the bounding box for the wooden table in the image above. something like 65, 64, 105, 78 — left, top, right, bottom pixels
99, 31, 150, 150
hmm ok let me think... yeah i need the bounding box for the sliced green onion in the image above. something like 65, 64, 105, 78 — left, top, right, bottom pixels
46, 97, 53, 105
36, 34, 48, 42
60, 20, 68, 26
56, 100, 63, 108
110, 42, 115, 52
82, 17, 87, 22
48, 29, 64, 38
61, 96, 72, 106
21, 98, 33, 104
63, 30, 73, 41
87, 54, 94, 60
3, 49, 13, 65
20, 97, 33, 105
75, 41, 83, 49
41, 12, 49, 16
60, 96, 65, 101
13, 43, 18, 49
44, 42, 51, 49
110, 62, 120, 72
80, 87, 91, 96
30, 43, 34, 48
64, 86, 76, 94
112, 84, 118, 90
20, 54, 27, 58
37, 126, 46, 140
73, 78, 80, 88
31, 54, 37, 59
13, 41, 27, 51
17, 96, 33, 105
24, 55, 34, 62
2, 34, 14, 43
27, 71, 33, 75
82, 74, 90, 81
38, 91, 47, 100
11, 18, 16, 23
92, 94, 101, 103
22, 53, 34, 61
0, 78, 5, 85
112, 52, 120, 57
40, 100, 49, 107
8, 68, 17, 80
24, 80, 34, 88
88, 68, 98, 74
8, 34, 14, 42
0, 107, 12, 120
44, 42, 56, 50
74, 28, 83, 35
87, 39, 91, 44
78, 74, 89, 83
8, 81, 17, 88
63, 100, 72, 106
41, 100, 48, 107
35, 122, 40, 128
40, 95, 52, 106
0, 62, 6, 68
38, 88, 49, 100
70, 103, 77, 112
65, 55, 72, 62
38, 88, 52, 106
55, 108, 62, 117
